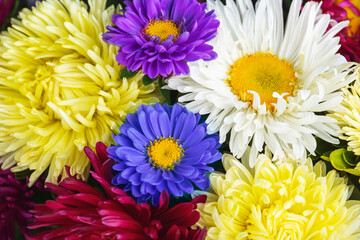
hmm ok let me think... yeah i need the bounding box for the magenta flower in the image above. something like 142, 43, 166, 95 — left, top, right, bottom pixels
312, 0, 360, 61
0, 164, 36, 239
0, 0, 14, 28
29, 142, 207, 240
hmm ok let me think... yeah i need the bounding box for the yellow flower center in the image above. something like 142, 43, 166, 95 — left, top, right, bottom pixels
22, 63, 56, 110
144, 20, 180, 41
147, 137, 183, 169
228, 53, 297, 111
336, 0, 360, 36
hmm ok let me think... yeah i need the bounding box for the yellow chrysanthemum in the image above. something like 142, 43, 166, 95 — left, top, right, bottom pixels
0, 0, 159, 186
195, 154, 360, 240
332, 67, 360, 155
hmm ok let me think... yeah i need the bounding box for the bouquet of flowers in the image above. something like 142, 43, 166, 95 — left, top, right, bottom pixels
1, 0, 360, 239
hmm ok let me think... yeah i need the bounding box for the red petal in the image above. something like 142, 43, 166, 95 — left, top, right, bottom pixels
84, 146, 101, 175
164, 225, 181, 240
95, 142, 109, 163
191, 195, 207, 205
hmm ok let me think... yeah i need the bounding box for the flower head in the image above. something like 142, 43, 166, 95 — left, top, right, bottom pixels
0, 0, 14, 28
313, 0, 360, 61
0, 0, 159, 186
103, 0, 219, 78
0, 164, 36, 239
195, 154, 360, 240
167, 0, 356, 166
332, 67, 360, 155
108, 103, 221, 205
29, 143, 207, 240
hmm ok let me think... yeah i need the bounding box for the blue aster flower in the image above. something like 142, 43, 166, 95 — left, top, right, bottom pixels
102, 0, 219, 78
107, 103, 221, 205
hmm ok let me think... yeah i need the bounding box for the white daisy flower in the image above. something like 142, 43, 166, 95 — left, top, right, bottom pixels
167, 0, 356, 167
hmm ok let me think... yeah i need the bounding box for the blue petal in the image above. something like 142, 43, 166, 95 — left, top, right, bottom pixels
182, 124, 206, 148
181, 153, 204, 165
112, 173, 128, 185
125, 112, 141, 130
170, 104, 183, 136
113, 162, 126, 171
149, 110, 162, 138
167, 170, 184, 183
131, 184, 142, 197
166, 180, 182, 197
178, 178, 194, 194
159, 111, 171, 138
194, 177, 210, 190
141, 169, 163, 185
173, 164, 195, 177
128, 172, 142, 185
140, 167, 156, 181
172, 114, 185, 141
155, 180, 167, 193
185, 140, 211, 157
136, 162, 153, 173
178, 112, 196, 143
127, 127, 149, 150
112, 135, 134, 147
138, 111, 155, 140
120, 167, 136, 179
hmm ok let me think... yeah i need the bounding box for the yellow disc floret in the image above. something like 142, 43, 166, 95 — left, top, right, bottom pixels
144, 20, 180, 41
336, 0, 360, 36
228, 53, 297, 111
148, 137, 183, 169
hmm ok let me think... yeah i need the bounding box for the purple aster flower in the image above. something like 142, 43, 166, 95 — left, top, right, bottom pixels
0, 164, 37, 239
103, 0, 220, 78
107, 103, 221, 205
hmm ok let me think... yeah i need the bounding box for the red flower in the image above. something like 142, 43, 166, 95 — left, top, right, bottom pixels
0, 164, 41, 240
0, 0, 14, 28
28, 142, 206, 240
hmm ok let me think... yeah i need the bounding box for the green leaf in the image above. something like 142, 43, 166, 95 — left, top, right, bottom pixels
158, 77, 178, 104
343, 168, 360, 176
330, 149, 352, 170
320, 151, 332, 162
142, 75, 157, 86
315, 137, 336, 155
119, 68, 137, 79
342, 149, 358, 167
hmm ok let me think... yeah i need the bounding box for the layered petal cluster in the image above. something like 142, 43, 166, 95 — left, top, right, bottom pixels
0, 0, 159, 186
103, 0, 219, 78
0, 0, 14, 28
29, 143, 206, 240
0, 164, 36, 239
167, 0, 356, 166
313, 0, 360, 62
332, 67, 360, 155
108, 103, 221, 205
195, 154, 360, 240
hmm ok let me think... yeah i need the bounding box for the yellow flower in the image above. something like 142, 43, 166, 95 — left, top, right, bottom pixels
195, 154, 360, 240
0, 0, 159, 186
332, 67, 360, 155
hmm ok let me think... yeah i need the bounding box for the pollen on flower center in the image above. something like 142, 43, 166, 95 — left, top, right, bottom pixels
148, 137, 183, 169
144, 20, 180, 41
228, 53, 297, 111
